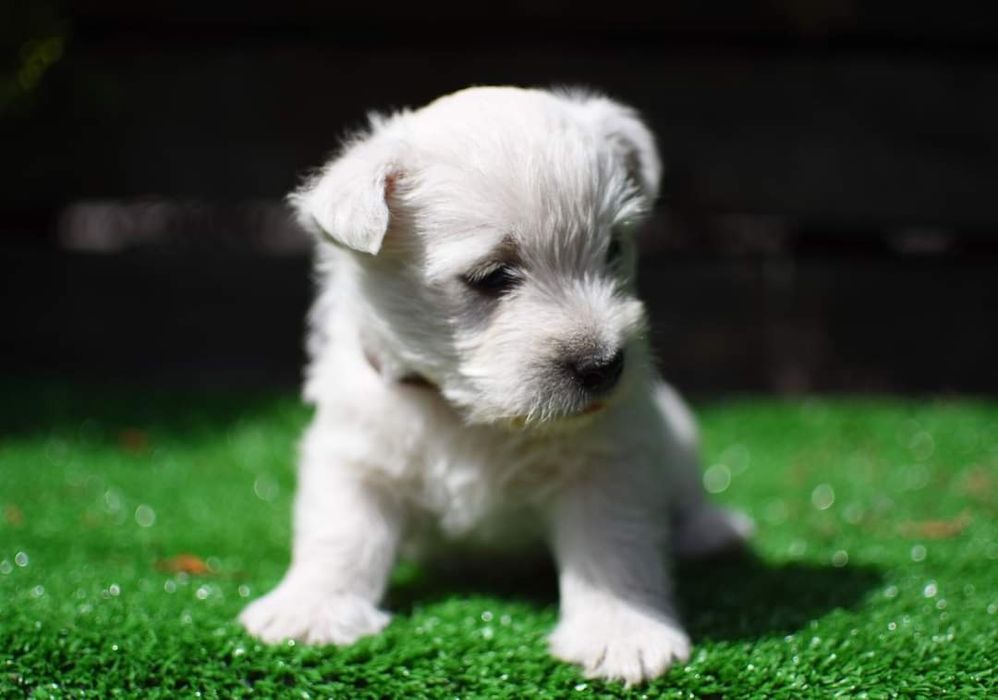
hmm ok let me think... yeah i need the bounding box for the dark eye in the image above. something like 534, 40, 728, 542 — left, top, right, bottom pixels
606, 239, 623, 265
462, 264, 520, 297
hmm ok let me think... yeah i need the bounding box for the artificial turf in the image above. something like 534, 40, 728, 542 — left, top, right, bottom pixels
0, 382, 995, 698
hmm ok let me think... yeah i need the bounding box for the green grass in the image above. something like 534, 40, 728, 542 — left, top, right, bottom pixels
1, 382, 995, 698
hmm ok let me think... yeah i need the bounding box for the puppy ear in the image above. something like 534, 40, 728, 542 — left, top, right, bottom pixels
289, 134, 404, 255
567, 92, 663, 201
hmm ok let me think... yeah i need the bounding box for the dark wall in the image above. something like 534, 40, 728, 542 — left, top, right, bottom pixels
8, 2, 998, 224
3, 2, 997, 393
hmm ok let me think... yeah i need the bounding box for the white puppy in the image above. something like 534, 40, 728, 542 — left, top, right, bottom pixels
240, 86, 751, 685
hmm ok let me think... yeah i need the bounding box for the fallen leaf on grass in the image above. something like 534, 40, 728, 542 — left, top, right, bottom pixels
959, 467, 993, 500
156, 554, 214, 575
899, 510, 971, 539
3, 504, 24, 526
118, 428, 149, 454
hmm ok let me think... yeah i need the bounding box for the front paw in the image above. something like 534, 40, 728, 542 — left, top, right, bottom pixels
239, 580, 390, 646
549, 607, 691, 686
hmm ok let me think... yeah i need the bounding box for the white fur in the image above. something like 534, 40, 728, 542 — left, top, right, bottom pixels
240, 86, 751, 686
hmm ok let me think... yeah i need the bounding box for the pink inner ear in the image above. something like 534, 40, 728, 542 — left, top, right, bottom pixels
384, 170, 401, 198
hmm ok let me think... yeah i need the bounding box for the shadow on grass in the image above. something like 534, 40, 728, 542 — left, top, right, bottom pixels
675, 553, 882, 642
387, 553, 561, 614
386, 550, 882, 643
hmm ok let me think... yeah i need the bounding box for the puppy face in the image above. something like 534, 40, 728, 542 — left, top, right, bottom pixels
294, 87, 662, 427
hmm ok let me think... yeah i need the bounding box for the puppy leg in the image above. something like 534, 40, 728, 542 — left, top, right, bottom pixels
240, 447, 400, 645
671, 503, 754, 559
547, 476, 690, 686
654, 381, 754, 558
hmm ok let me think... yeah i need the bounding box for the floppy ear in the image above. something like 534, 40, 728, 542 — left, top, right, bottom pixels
568, 92, 663, 201
289, 135, 403, 256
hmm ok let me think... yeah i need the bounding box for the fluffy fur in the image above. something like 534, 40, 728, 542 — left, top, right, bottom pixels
240, 86, 752, 685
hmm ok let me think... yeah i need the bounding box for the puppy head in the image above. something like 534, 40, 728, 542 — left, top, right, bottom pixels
294, 87, 661, 428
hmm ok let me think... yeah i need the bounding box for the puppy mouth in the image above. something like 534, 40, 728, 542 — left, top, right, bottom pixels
504, 399, 608, 430
578, 400, 607, 416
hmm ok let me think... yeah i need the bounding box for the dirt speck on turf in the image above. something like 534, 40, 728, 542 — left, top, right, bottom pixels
157, 554, 214, 575
118, 428, 150, 454
899, 511, 971, 539
3, 504, 23, 527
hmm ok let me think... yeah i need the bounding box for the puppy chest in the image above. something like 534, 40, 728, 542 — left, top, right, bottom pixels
408, 442, 584, 540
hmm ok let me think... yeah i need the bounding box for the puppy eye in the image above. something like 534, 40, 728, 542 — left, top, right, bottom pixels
606, 239, 623, 266
463, 264, 521, 297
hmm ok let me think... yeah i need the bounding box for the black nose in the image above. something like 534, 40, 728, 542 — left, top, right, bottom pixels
569, 350, 625, 395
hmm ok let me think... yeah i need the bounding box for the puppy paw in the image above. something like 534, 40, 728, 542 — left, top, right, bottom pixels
239, 581, 390, 646
672, 505, 755, 559
549, 607, 691, 686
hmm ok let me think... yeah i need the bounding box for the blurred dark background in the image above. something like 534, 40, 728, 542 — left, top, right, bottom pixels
3, 1, 997, 394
